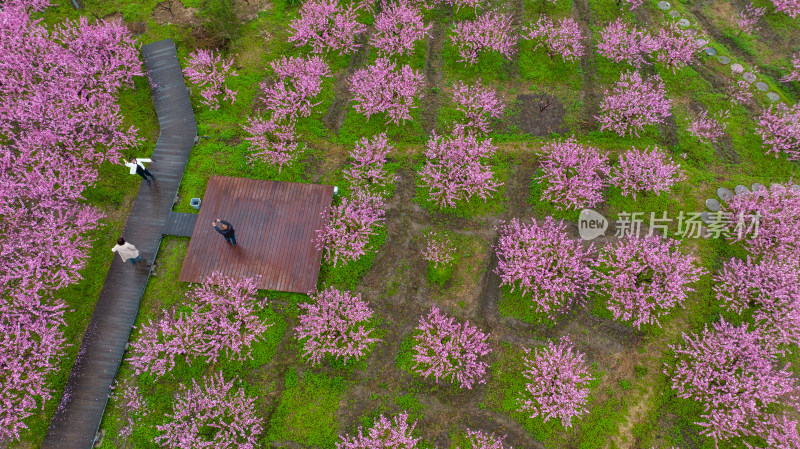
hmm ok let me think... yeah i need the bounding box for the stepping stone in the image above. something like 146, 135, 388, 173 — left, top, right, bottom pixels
670, 10, 681, 18
704, 47, 717, 56
767, 92, 780, 101
658, 1, 671, 10
686, 28, 698, 35
718, 56, 730, 64
743, 72, 757, 82
705, 198, 721, 211
696, 38, 709, 47
731, 63, 744, 73
717, 187, 733, 202
678, 18, 690, 27
734, 185, 750, 196
792, 184, 800, 191
755, 81, 769, 91
751, 182, 766, 192
700, 211, 716, 224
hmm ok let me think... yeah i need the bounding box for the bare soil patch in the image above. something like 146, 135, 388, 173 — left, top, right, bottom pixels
152, 0, 200, 27
513, 93, 568, 136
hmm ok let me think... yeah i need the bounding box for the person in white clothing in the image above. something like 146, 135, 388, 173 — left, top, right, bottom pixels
111, 237, 145, 265
124, 157, 156, 186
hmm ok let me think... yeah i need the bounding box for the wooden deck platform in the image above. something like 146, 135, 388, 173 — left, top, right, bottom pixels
179, 176, 334, 293
42, 39, 197, 449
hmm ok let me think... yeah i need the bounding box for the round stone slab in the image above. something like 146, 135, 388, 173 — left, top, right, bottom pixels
700, 211, 716, 225
704, 47, 717, 56
705, 198, 721, 211
734, 185, 750, 196
793, 184, 800, 191
718, 55, 730, 64
696, 38, 709, 47
767, 92, 780, 101
678, 18, 690, 27
670, 10, 681, 18
751, 182, 766, 192
755, 81, 769, 91
658, 1, 671, 10
731, 63, 744, 73
717, 187, 733, 202
686, 28, 698, 35
743, 72, 757, 82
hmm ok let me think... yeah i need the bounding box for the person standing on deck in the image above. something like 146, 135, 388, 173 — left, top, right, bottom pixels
212, 218, 237, 246
124, 156, 157, 186
111, 237, 146, 265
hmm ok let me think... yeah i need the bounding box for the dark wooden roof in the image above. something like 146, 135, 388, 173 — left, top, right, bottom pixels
179, 176, 334, 293
42, 39, 197, 449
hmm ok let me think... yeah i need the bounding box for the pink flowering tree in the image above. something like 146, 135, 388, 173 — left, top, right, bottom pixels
337, 411, 420, 448
617, 0, 642, 9
1, 8, 142, 440
655, 22, 705, 73
728, 79, 754, 105
714, 254, 800, 350
609, 145, 685, 201
0, 307, 68, 442
288, 0, 367, 55
295, 287, 381, 366
112, 379, 149, 438
665, 318, 799, 446
315, 190, 387, 267
746, 413, 800, 449
452, 80, 505, 135
242, 115, 304, 171
596, 71, 672, 137
348, 57, 425, 125
411, 306, 492, 389
523, 16, 585, 63
769, 0, 800, 18
371, 0, 431, 57
155, 372, 263, 449
494, 217, 596, 318
422, 230, 456, 268
342, 132, 397, 194
0, 0, 51, 11
732, 3, 766, 36
596, 235, 705, 330
458, 429, 509, 449
722, 182, 800, 256
182, 49, 238, 110
687, 109, 729, 145
418, 131, 501, 208
534, 137, 611, 211
781, 52, 800, 83
597, 18, 658, 69
127, 274, 271, 378
517, 337, 594, 428
450, 11, 518, 64
756, 102, 800, 161
262, 55, 331, 121
270, 59, 331, 114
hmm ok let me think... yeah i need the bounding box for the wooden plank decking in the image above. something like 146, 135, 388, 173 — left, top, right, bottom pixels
42, 39, 196, 449
163, 211, 198, 237
179, 176, 334, 293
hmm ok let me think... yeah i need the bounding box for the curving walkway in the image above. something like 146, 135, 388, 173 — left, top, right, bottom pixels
42, 39, 196, 449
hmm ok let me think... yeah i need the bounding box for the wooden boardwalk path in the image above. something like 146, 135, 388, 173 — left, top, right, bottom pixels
163, 211, 198, 237
42, 39, 196, 449
179, 176, 333, 293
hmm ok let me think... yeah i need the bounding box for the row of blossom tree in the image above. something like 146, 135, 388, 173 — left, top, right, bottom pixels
120, 273, 595, 446
0, 0, 144, 441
